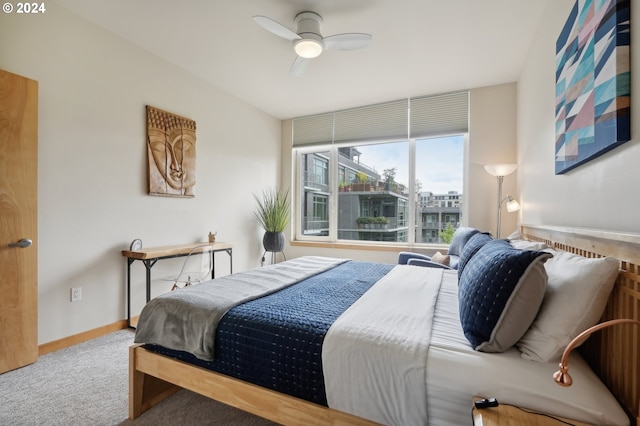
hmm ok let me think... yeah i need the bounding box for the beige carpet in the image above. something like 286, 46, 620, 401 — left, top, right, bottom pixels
0, 329, 277, 425
119, 389, 278, 426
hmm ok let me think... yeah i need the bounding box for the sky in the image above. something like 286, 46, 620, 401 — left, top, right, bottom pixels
354, 135, 464, 194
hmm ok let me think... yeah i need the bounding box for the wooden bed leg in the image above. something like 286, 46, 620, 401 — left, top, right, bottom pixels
129, 344, 145, 419
129, 344, 180, 419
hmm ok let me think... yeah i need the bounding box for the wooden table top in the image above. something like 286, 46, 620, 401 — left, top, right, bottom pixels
122, 241, 233, 260
472, 397, 592, 426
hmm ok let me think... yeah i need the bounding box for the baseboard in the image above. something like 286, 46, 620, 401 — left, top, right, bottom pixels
39, 319, 130, 356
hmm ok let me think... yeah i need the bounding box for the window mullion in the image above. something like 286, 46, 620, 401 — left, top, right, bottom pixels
329, 146, 339, 240
408, 139, 416, 246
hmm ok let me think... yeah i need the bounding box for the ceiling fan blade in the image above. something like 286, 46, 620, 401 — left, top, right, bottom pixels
290, 56, 311, 77
323, 33, 372, 51
253, 15, 301, 41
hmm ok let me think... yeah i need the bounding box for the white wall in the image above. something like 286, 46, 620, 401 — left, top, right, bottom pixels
518, 1, 640, 233
1, 4, 281, 344
281, 83, 518, 262
468, 83, 519, 237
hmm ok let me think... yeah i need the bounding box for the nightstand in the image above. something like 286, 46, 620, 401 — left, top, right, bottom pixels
472, 397, 593, 425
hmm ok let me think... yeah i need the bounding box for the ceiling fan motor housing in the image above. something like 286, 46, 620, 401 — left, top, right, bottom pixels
293, 11, 324, 57
294, 11, 324, 42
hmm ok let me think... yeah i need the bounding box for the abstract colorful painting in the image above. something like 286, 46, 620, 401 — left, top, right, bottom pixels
555, 0, 630, 174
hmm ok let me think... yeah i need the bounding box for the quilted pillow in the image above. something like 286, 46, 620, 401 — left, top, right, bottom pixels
458, 239, 552, 352
517, 250, 619, 362
457, 233, 493, 278
448, 227, 481, 256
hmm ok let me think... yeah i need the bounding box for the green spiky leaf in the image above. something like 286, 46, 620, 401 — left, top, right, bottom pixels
253, 188, 290, 233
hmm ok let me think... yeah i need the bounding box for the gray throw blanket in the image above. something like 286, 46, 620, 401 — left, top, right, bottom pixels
134, 256, 348, 360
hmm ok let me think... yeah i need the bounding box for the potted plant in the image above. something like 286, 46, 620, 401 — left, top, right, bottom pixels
254, 188, 290, 253
374, 216, 389, 229
350, 172, 371, 192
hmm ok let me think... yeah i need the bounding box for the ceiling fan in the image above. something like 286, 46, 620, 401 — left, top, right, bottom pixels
253, 11, 372, 76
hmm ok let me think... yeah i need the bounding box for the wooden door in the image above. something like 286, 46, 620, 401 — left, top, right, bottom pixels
0, 69, 38, 373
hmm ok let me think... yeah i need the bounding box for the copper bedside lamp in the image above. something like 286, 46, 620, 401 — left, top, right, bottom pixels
553, 318, 640, 386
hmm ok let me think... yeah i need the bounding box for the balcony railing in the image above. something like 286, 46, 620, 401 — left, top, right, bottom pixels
351, 216, 407, 231
303, 216, 329, 233
304, 172, 329, 192
421, 221, 460, 230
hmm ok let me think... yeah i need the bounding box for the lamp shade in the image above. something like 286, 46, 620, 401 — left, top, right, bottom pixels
506, 197, 520, 212
484, 164, 518, 177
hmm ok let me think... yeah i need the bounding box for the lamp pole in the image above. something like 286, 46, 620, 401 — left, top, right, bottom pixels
484, 164, 518, 239
496, 175, 504, 239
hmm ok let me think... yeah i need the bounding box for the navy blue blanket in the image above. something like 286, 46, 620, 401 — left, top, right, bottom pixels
146, 260, 394, 405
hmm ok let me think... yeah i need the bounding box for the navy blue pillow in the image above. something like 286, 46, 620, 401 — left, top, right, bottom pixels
448, 227, 481, 257
457, 233, 493, 279
458, 239, 551, 352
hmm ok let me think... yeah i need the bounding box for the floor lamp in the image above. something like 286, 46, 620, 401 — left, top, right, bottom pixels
484, 164, 520, 238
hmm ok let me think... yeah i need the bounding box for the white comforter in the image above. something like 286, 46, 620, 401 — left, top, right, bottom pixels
321, 266, 628, 426
322, 265, 444, 426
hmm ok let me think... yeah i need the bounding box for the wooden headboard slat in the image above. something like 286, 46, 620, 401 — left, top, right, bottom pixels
520, 225, 640, 425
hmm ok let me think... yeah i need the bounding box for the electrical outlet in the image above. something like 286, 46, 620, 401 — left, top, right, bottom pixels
70, 287, 82, 302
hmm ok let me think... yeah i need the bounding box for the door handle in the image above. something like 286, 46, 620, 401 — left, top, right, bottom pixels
7, 238, 32, 248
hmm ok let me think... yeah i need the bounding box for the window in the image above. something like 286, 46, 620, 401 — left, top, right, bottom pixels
337, 141, 409, 242
307, 194, 329, 236
300, 151, 330, 236
296, 135, 464, 244
312, 156, 328, 185
414, 136, 464, 243
293, 91, 468, 246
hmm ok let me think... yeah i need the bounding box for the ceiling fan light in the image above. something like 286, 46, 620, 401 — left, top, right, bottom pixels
294, 39, 323, 58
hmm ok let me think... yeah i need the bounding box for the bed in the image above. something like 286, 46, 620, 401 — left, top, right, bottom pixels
129, 224, 640, 425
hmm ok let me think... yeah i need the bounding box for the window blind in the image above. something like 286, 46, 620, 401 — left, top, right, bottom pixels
333, 99, 408, 144
410, 91, 469, 139
291, 113, 333, 147
292, 91, 468, 147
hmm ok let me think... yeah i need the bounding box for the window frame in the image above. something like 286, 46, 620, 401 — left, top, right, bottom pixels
294, 133, 468, 246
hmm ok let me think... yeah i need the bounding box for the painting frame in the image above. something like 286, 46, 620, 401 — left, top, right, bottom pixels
555, 0, 631, 175
146, 105, 197, 197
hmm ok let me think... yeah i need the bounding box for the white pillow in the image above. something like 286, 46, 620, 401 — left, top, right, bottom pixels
509, 239, 548, 250
517, 249, 619, 362
506, 229, 521, 240
431, 251, 450, 266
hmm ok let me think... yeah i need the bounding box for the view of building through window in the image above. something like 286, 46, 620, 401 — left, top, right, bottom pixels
414, 136, 464, 243
299, 135, 464, 244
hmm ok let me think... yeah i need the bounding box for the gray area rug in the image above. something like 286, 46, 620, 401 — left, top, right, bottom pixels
0, 329, 277, 425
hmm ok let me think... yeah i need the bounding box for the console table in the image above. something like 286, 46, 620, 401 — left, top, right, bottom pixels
122, 241, 233, 327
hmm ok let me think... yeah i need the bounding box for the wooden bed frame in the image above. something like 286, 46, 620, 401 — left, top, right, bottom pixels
520, 225, 640, 425
129, 224, 640, 425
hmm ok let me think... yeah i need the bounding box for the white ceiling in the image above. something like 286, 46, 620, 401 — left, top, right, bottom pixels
53, 0, 550, 120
